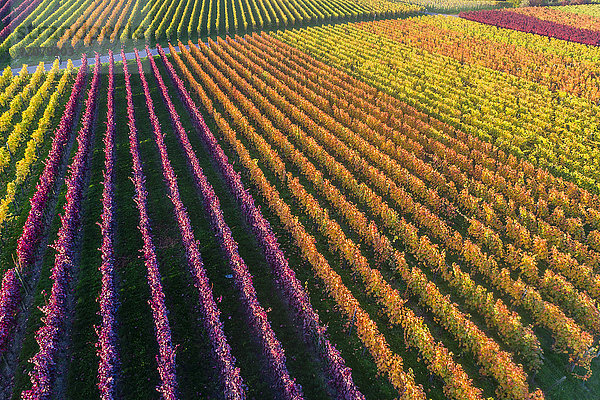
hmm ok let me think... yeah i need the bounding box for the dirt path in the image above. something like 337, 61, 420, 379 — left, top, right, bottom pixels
11, 44, 190, 74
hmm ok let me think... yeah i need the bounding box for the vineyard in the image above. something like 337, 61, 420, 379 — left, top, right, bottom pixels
460, 5, 600, 45
0, 1, 599, 400
0, 0, 421, 60
554, 3, 600, 16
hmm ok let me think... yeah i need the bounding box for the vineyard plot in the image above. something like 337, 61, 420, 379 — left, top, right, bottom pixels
0, 52, 371, 400
460, 7, 600, 45
276, 19, 600, 194
0, 0, 419, 59
167, 32, 600, 399
0, 11, 600, 400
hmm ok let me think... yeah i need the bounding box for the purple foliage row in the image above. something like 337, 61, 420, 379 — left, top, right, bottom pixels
0, 0, 10, 21
95, 50, 119, 400
460, 9, 600, 46
1, 0, 39, 26
143, 46, 304, 400
121, 49, 178, 400
0, 0, 22, 23
22, 53, 101, 400
157, 45, 365, 400
0, 0, 44, 40
133, 48, 245, 400
0, 55, 88, 358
